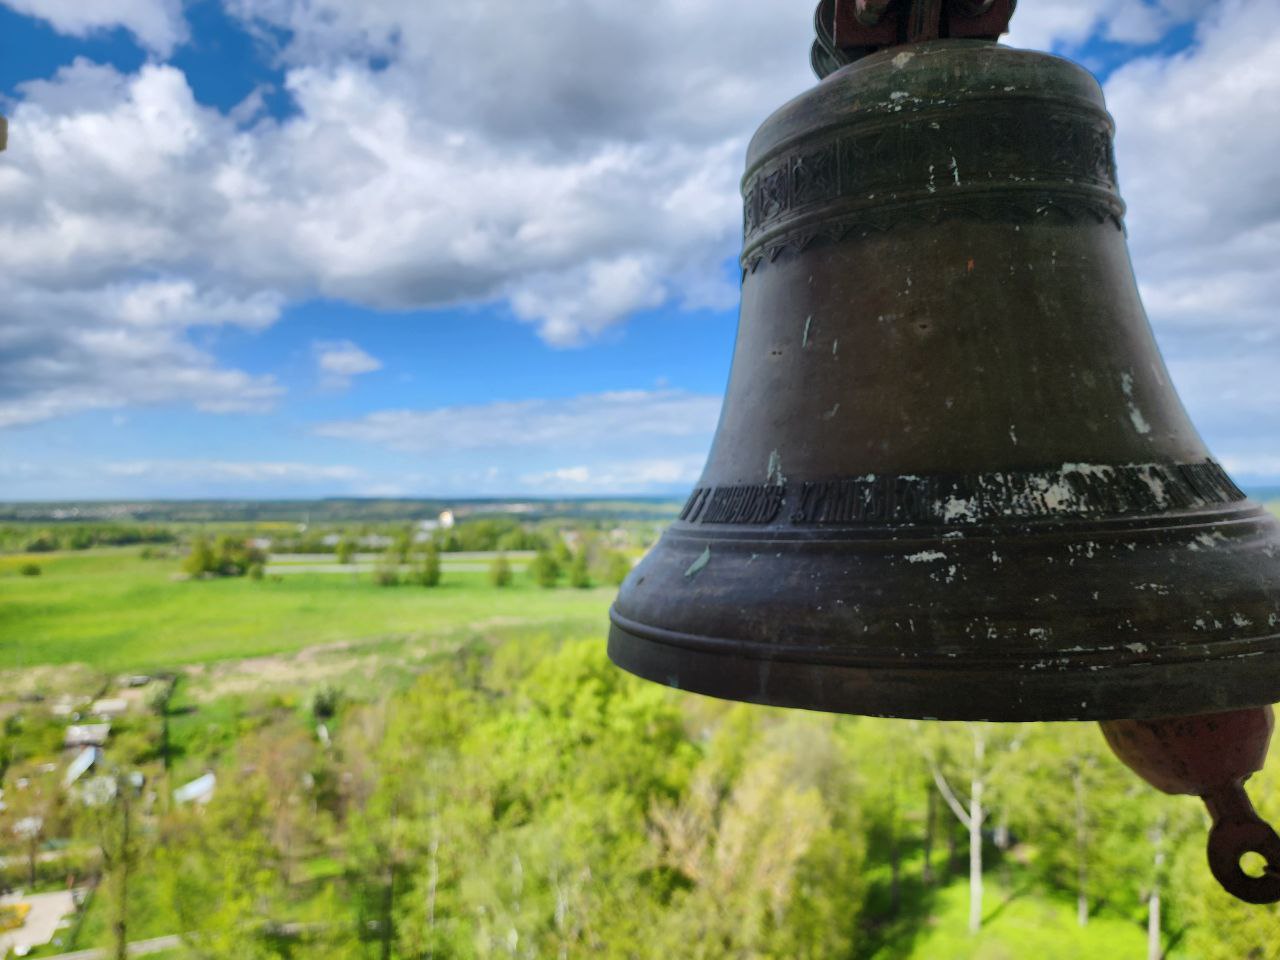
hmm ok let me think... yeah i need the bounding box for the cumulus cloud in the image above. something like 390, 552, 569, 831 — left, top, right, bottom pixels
315, 389, 721, 455
0, 0, 188, 56
0, 280, 283, 428
520, 456, 705, 494
0, 62, 285, 427
1007, 0, 1198, 50
101, 459, 364, 483
1100, 0, 1280, 471
3, 0, 1280, 480
314, 340, 381, 390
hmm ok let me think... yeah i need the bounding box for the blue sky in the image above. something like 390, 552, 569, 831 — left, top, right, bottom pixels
1, 0, 1278, 499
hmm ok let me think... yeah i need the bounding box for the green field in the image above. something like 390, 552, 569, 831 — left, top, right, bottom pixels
0, 548, 614, 672
1, 538, 1273, 958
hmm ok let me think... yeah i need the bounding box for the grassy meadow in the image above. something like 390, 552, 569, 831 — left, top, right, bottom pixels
1, 521, 1279, 958
0, 548, 613, 673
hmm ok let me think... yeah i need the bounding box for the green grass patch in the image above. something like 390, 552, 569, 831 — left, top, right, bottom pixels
863, 873, 1148, 960
0, 549, 614, 671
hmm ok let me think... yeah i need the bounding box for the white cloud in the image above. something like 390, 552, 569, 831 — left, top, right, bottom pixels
3, 0, 1280, 464
315, 389, 721, 455
0, 0, 188, 56
1108, 0, 1280, 345
0, 63, 283, 427
0, 276, 283, 428
1005, 0, 1196, 51
313, 340, 381, 390
1095, 0, 1280, 478
102, 460, 364, 483
520, 456, 705, 493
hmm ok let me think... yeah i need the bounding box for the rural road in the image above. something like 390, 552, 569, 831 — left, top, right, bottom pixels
38, 934, 180, 959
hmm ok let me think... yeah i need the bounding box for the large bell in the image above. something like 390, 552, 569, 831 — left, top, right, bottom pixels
608, 35, 1280, 725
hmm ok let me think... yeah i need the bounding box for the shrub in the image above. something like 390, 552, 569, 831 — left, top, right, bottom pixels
569, 550, 591, 588
489, 552, 513, 587
18, 562, 40, 577
336, 537, 357, 564
312, 685, 341, 720
182, 535, 267, 579
373, 552, 401, 586
412, 545, 442, 587
602, 551, 633, 586
529, 550, 560, 589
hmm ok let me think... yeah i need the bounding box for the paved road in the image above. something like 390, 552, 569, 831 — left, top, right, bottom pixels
38, 933, 180, 959
0, 889, 78, 955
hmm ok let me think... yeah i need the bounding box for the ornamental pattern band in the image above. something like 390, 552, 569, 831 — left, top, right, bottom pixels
741, 100, 1123, 270
678, 460, 1246, 527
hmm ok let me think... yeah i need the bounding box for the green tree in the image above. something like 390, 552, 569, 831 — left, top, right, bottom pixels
529, 550, 560, 589
1007, 723, 1149, 927
148, 680, 175, 773
335, 536, 357, 565
182, 536, 214, 577
648, 711, 866, 958
3, 765, 60, 890
601, 550, 632, 586
489, 552, 513, 587
373, 551, 401, 587
552, 537, 574, 567
413, 544, 442, 587
86, 771, 145, 960
568, 549, 591, 588
923, 722, 1023, 935
159, 787, 283, 959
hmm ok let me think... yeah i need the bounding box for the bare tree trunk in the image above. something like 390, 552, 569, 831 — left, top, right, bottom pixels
113, 798, 130, 960
1148, 818, 1166, 960
968, 728, 984, 935
1147, 886, 1161, 960
928, 726, 986, 935
1073, 767, 1088, 926
948, 819, 960, 875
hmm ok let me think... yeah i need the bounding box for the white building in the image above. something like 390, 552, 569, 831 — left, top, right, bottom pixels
90, 698, 129, 718
64, 724, 110, 749
63, 747, 99, 788
174, 773, 216, 806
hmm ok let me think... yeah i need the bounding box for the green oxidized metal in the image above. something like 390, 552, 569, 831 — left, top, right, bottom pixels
608, 40, 1280, 722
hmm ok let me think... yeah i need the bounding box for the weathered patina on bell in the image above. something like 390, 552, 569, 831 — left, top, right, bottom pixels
608, 0, 1280, 904
611, 33, 1280, 724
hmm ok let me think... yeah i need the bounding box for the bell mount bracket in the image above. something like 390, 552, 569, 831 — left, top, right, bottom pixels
812, 0, 1016, 77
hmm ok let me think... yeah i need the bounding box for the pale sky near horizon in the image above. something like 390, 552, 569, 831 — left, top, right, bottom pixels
1, 0, 1278, 500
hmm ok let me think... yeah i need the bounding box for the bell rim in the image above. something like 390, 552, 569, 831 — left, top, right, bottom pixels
607, 613, 1280, 722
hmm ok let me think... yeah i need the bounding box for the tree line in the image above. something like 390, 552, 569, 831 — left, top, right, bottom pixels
10, 635, 1277, 958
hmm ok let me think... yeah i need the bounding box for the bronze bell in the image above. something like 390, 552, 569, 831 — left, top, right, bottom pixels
609, 0, 1280, 902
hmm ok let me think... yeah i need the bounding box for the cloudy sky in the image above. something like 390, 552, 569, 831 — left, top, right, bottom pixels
0, 0, 1277, 499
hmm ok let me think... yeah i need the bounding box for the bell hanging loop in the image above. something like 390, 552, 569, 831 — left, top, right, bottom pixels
812, 0, 1017, 77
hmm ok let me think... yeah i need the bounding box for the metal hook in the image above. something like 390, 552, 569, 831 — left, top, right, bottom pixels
1204, 783, 1280, 904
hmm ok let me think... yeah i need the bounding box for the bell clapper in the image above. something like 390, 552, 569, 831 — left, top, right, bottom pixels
1100, 706, 1280, 903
